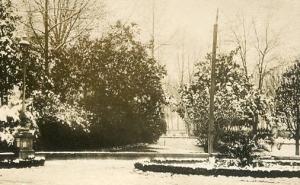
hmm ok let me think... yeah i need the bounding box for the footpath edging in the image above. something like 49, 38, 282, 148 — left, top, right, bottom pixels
2, 151, 300, 160
35, 151, 209, 160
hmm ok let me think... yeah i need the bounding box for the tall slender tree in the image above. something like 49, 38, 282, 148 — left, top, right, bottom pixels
253, 20, 279, 92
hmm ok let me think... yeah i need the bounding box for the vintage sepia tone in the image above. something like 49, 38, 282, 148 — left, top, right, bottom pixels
0, 0, 300, 184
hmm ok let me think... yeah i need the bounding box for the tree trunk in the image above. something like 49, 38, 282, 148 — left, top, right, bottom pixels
253, 113, 258, 135
258, 75, 262, 92
296, 124, 300, 155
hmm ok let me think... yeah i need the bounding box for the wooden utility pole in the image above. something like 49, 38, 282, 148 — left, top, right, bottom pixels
208, 9, 219, 155
44, 0, 49, 74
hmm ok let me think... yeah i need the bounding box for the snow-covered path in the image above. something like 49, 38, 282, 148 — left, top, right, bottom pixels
0, 159, 299, 185
150, 137, 204, 154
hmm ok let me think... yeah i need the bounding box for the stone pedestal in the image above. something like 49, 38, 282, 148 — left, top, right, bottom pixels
15, 128, 35, 159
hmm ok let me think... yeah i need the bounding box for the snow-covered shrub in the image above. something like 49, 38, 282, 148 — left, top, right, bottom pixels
179, 49, 275, 156
1, 86, 92, 150
218, 130, 256, 167
30, 90, 94, 150
0, 87, 37, 146
32, 90, 92, 132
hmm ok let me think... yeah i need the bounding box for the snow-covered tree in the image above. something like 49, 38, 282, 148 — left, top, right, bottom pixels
42, 21, 167, 148
275, 60, 300, 155
0, 0, 19, 105
180, 49, 274, 165
181, 50, 249, 142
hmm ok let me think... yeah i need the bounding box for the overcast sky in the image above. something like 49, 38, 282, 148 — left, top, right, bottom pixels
102, 0, 300, 83
15, 0, 300, 83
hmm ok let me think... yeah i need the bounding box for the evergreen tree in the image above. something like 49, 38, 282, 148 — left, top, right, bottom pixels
275, 60, 300, 155
180, 50, 274, 166
0, 0, 19, 105
40, 21, 167, 149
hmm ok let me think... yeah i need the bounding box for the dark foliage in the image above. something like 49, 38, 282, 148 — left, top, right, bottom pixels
275, 60, 300, 155
218, 130, 256, 167
36, 22, 167, 150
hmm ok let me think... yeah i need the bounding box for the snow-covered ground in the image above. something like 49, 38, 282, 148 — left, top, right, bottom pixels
1, 137, 299, 185
151, 137, 299, 158
270, 144, 299, 157
0, 159, 299, 185
149, 137, 204, 153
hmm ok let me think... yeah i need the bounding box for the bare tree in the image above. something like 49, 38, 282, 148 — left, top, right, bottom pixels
253, 20, 279, 91
176, 51, 184, 86
231, 16, 249, 79
230, 15, 281, 90
21, 0, 105, 72
230, 17, 280, 134
263, 59, 291, 96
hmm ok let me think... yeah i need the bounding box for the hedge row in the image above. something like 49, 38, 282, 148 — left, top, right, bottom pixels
134, 162, 300, 178
260, 160, 300, 166
150, 159, 206, 164
0, 158, 45, 169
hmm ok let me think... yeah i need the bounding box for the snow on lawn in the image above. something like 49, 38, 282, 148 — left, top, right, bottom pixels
151, 137, 300, 158
270, 144, 300, 157
0, 159, 299, 185
149, 137, 204, 154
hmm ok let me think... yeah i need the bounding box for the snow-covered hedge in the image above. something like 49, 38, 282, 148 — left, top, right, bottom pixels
0, 87, 37, 145
0, 157, 45, 168
0, 87, 92, 147
134, 160, 300, 178
32, 90, 92, 132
